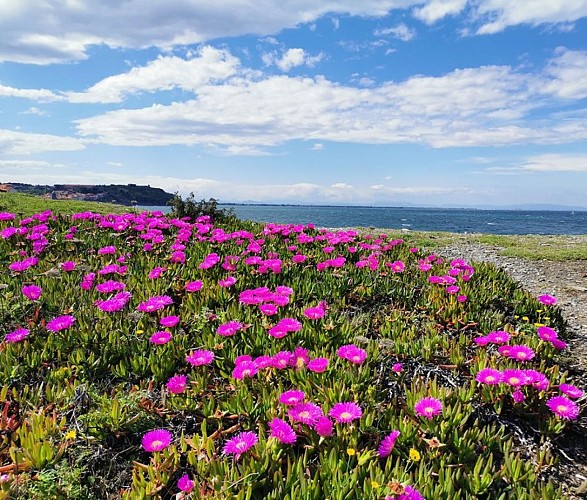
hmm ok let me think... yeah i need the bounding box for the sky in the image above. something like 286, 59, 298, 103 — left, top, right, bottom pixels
1, 1, 587, 208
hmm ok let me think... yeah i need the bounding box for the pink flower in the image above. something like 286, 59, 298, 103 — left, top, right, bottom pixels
512, 389, 526, 404
303, 305, 325, 320
217, 320, 243, 337
307, 357, 329, 373
313, 416, 333, 437
486, 330, 510, 344
457, 295, 467, 302
223, 431, 257, 460
538, 294, 557, 306
166, 374, 187, 394
537, 326, 558, 342
177, 474, 194, 493
498, 344, 535, 362
95, 280, 126, 293
268, 418, 297, 444
46, 315, 75, 332
186, 349, 215, 366
150, 331, 172, 345
136, 295, 173, 313
271, 351, 293, 369
288, 402, 323, 426
551, 338, 567, 350
219, 276, 237, 288
148, 267, 166, 279
290, 347, 309, 370
278, 390, 305, 406
502, 369, 525, 387
388, 260, 405, 273
476, 368, 502, 385
60, 261, 76, 272
392, 363, 403, 373
546, 396, 579, 420
414, 397, 443, 419
559, 384, 583, 399
378, 430, 400, 458
185, 280, 203, 292
328, 402, 362, 424
446, 285, 460, 295
142, 429, 172, 452
95, 292, 131, 312
98, 245, 117, 255
232, 360, 258, 379
160, 315, 180, 328
22, 284, 42, 301
337, 344, 367, 364
259, 303, 278, 316
5, 327, 30, 343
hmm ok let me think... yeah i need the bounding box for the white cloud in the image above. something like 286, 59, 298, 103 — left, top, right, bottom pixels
0, 129, 85, 155
76, 51, 587, 150
520, 154, 587, 172
68, 46, 240, 103
474, 0, 587, 34
20, 107, 48, 116
374, 23, 416, 41
413, 0, 468, 24
0, 84, 62, 101
263, 48, 324, 72
311, 143, 324, 150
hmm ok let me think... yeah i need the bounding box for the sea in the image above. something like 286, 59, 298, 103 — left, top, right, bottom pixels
140, 204, 587, 235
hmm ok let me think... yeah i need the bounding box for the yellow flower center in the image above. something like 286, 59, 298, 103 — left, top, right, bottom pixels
340, 412, 352, 420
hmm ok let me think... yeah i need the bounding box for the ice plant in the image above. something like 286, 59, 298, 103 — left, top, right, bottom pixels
537, 326, 558, 342
378, 430, 400, 458
166, 374, 187, 394
22, 284, 42, 301
160, 315, 180, 327
538, 294, 557, 305
177, 474, 194, 493
186, 349, 215, 366
223, 431, 258, 460
414, 397, 443, 419
314, 416, 333, 437
185, 280, 203, 292
499, 344, 535, 362
558, 384, 583, 399
278, 390, 305, 406
307, 357, 329, 373
337, 344, 367, 364
475, 368, 502, 385
268, 418, 297, 444
217, 320, 243, 337
141, 429, 172, 452
46, 315, 75, 332
328, 402, 362, 423
5, 327, 30, 343
288, 402, 323, 426
149, 331, 172, 345
546, 396, 579, 420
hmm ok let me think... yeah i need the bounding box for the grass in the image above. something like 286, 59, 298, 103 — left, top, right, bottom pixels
0, 192, 128, 216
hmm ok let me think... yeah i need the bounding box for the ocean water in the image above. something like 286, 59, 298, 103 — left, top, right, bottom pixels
142, 204, 587, 235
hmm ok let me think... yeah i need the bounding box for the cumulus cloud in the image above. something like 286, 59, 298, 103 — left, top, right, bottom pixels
263, 48, 323, 72
0, 129, 85, 155
68, 46, 240, 103
413, 0, 468, 24
75, 48, 587, 150
373, 23, 416, 41
0, 84, 62, 101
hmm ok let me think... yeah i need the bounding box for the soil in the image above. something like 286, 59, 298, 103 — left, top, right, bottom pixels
438, 243, 587, 499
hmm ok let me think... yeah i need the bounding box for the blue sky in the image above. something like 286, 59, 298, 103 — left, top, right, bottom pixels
1, 1, 587, 207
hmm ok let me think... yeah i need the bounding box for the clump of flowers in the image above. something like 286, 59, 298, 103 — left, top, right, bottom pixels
337, 344, 367, 364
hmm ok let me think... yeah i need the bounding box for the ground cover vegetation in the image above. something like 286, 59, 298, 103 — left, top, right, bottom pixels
0, 200, 584, 499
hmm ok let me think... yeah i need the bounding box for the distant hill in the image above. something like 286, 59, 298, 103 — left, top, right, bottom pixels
0, 183, 174, 207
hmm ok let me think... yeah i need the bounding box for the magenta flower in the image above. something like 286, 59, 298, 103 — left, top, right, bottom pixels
271, 351, 293, 369
499, 344, 535, 362
166, 374, 187, 394
396, 485, 424, 500
278, 390, 306, 406
232, 360, 258, 379
254, 355, 273, 369
5, 327, 30, 343
307, 357, 329, 373
136, 295, 173, 313
95, 280, 126, 293
392, 363, 404, 373
329, 402, 362, 424
288, 402, 323, 426
337, 344, 367, 364
551, 338, 567, 350
268, 418, 297, 444
502, 369, 525, 387
9, 257, 38, 273
476, 368, 502, 385
22, 284, 42, 301
512, 389, 526, 403
177, 474, 194, 493
223, 431, 258, 460
219, 276, 237, 288
388, 260, 405, 273
160, 315, 180, 328
149, 331, 172, 345
290, 347, 309, 370
186, 349, 215, 366
546, 396, 579, 420
217, 320, 243, 337
95, 292, 132, 312
446, 285, 460, 294
303, 305, 325, 320
148, 267, 166, 279
559, 384, 583, 399
60, 261, 76, 272
98, 245, 117, 255
46, 315, 75, 332
314, 416, 333, 437
185, 280, 203, 292
538, 294, 557, 305
378, 430, 400, 458
537, 326, 558, 342
142, 429, 172, 452
259, 303, 278, 316
414, 397, 443, 419
486, 330, 510, 344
